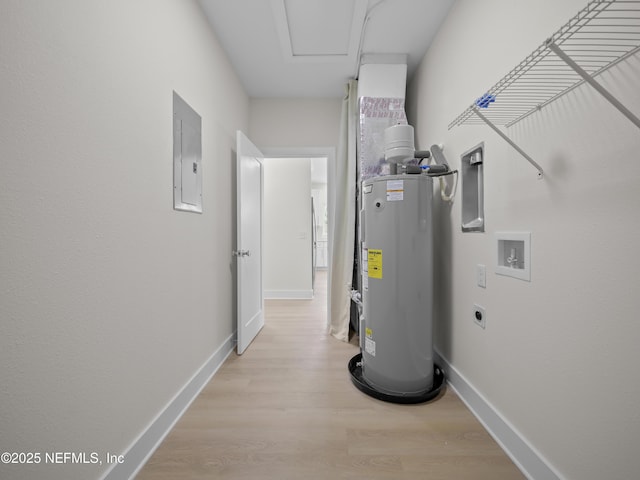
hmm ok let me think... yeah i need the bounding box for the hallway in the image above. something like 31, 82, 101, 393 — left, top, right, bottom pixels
137, 272, 523, 479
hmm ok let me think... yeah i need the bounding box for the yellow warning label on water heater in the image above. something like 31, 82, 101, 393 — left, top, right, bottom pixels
368, 249, 382, 279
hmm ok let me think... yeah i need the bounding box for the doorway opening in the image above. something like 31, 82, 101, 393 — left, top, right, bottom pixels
261, 147, 335, 325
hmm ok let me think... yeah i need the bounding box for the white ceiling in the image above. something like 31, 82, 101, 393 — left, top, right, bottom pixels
198, 0, 455, 98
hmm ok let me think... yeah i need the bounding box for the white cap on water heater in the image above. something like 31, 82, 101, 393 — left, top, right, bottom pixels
384, 124, 415, 164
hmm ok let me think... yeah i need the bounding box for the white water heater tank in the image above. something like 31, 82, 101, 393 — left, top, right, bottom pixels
360, 174, 434, 395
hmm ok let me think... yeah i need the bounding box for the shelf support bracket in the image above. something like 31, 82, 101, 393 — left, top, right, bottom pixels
472, 107, 544, 178
547, 41, 640, 131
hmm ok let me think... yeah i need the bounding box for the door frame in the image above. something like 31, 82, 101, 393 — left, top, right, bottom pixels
261, 147, 336, 327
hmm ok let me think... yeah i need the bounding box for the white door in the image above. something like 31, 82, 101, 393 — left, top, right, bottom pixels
235, 131, 264, 354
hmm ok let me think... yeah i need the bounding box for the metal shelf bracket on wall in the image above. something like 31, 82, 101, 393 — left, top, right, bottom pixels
449, 0, 640, 178
471, 106, 544, 178
546, 40, 640, 130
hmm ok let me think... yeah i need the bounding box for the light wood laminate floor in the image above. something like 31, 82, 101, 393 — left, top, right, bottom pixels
137, 272, 524, 479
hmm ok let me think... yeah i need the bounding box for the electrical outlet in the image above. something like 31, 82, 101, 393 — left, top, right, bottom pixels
473, 304, 486, 329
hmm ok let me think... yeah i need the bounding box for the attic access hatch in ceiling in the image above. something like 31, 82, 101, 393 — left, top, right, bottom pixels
271, 0, 368, 63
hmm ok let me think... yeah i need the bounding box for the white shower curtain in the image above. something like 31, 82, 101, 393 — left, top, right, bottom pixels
329, 79, 358, 342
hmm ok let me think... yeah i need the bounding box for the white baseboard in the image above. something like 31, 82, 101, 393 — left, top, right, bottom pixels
434, 350, 563, 480
264, 289, 313, 299
101, 333, 236, 480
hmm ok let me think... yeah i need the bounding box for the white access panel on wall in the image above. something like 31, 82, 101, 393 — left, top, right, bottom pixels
173, 91, 202, 213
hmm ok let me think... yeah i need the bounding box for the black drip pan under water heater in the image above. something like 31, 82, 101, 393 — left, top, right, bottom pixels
348, 353, 445, 404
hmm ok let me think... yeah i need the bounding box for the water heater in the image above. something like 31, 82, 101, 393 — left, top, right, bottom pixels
349, 172, 443, 403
